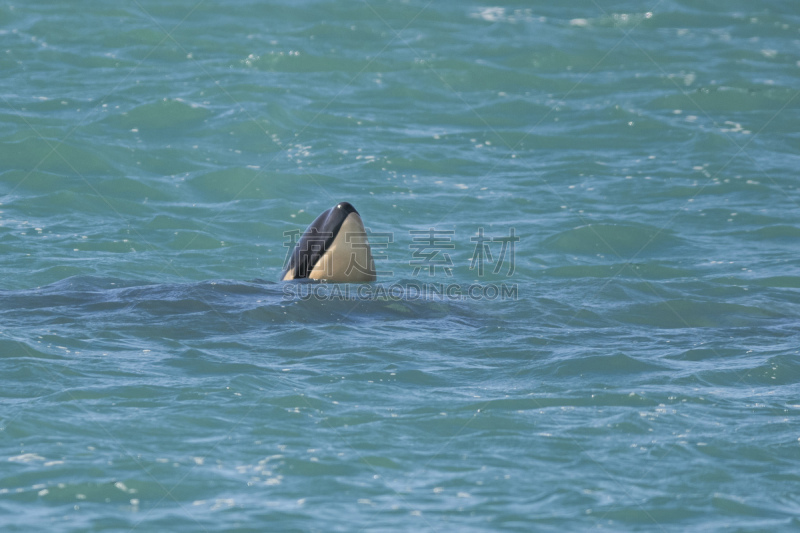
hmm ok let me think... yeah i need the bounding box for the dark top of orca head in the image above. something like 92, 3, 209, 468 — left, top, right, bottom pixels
282, 202, 360, 280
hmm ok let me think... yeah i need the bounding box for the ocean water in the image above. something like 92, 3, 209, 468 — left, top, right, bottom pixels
2, 0, 800, 530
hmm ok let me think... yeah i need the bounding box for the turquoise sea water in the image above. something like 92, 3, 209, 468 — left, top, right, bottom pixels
2, 0, 800, 530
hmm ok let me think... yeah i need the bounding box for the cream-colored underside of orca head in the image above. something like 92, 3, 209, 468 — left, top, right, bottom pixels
282, 212, 376, 282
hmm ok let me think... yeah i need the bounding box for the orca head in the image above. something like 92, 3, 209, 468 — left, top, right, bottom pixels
280, 202, 376, 282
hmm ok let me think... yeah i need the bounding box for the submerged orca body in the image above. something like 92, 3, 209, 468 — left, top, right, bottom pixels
280, 202, 376, 282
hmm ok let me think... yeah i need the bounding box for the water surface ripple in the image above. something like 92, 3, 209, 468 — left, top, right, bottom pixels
1, 1, 799, 531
